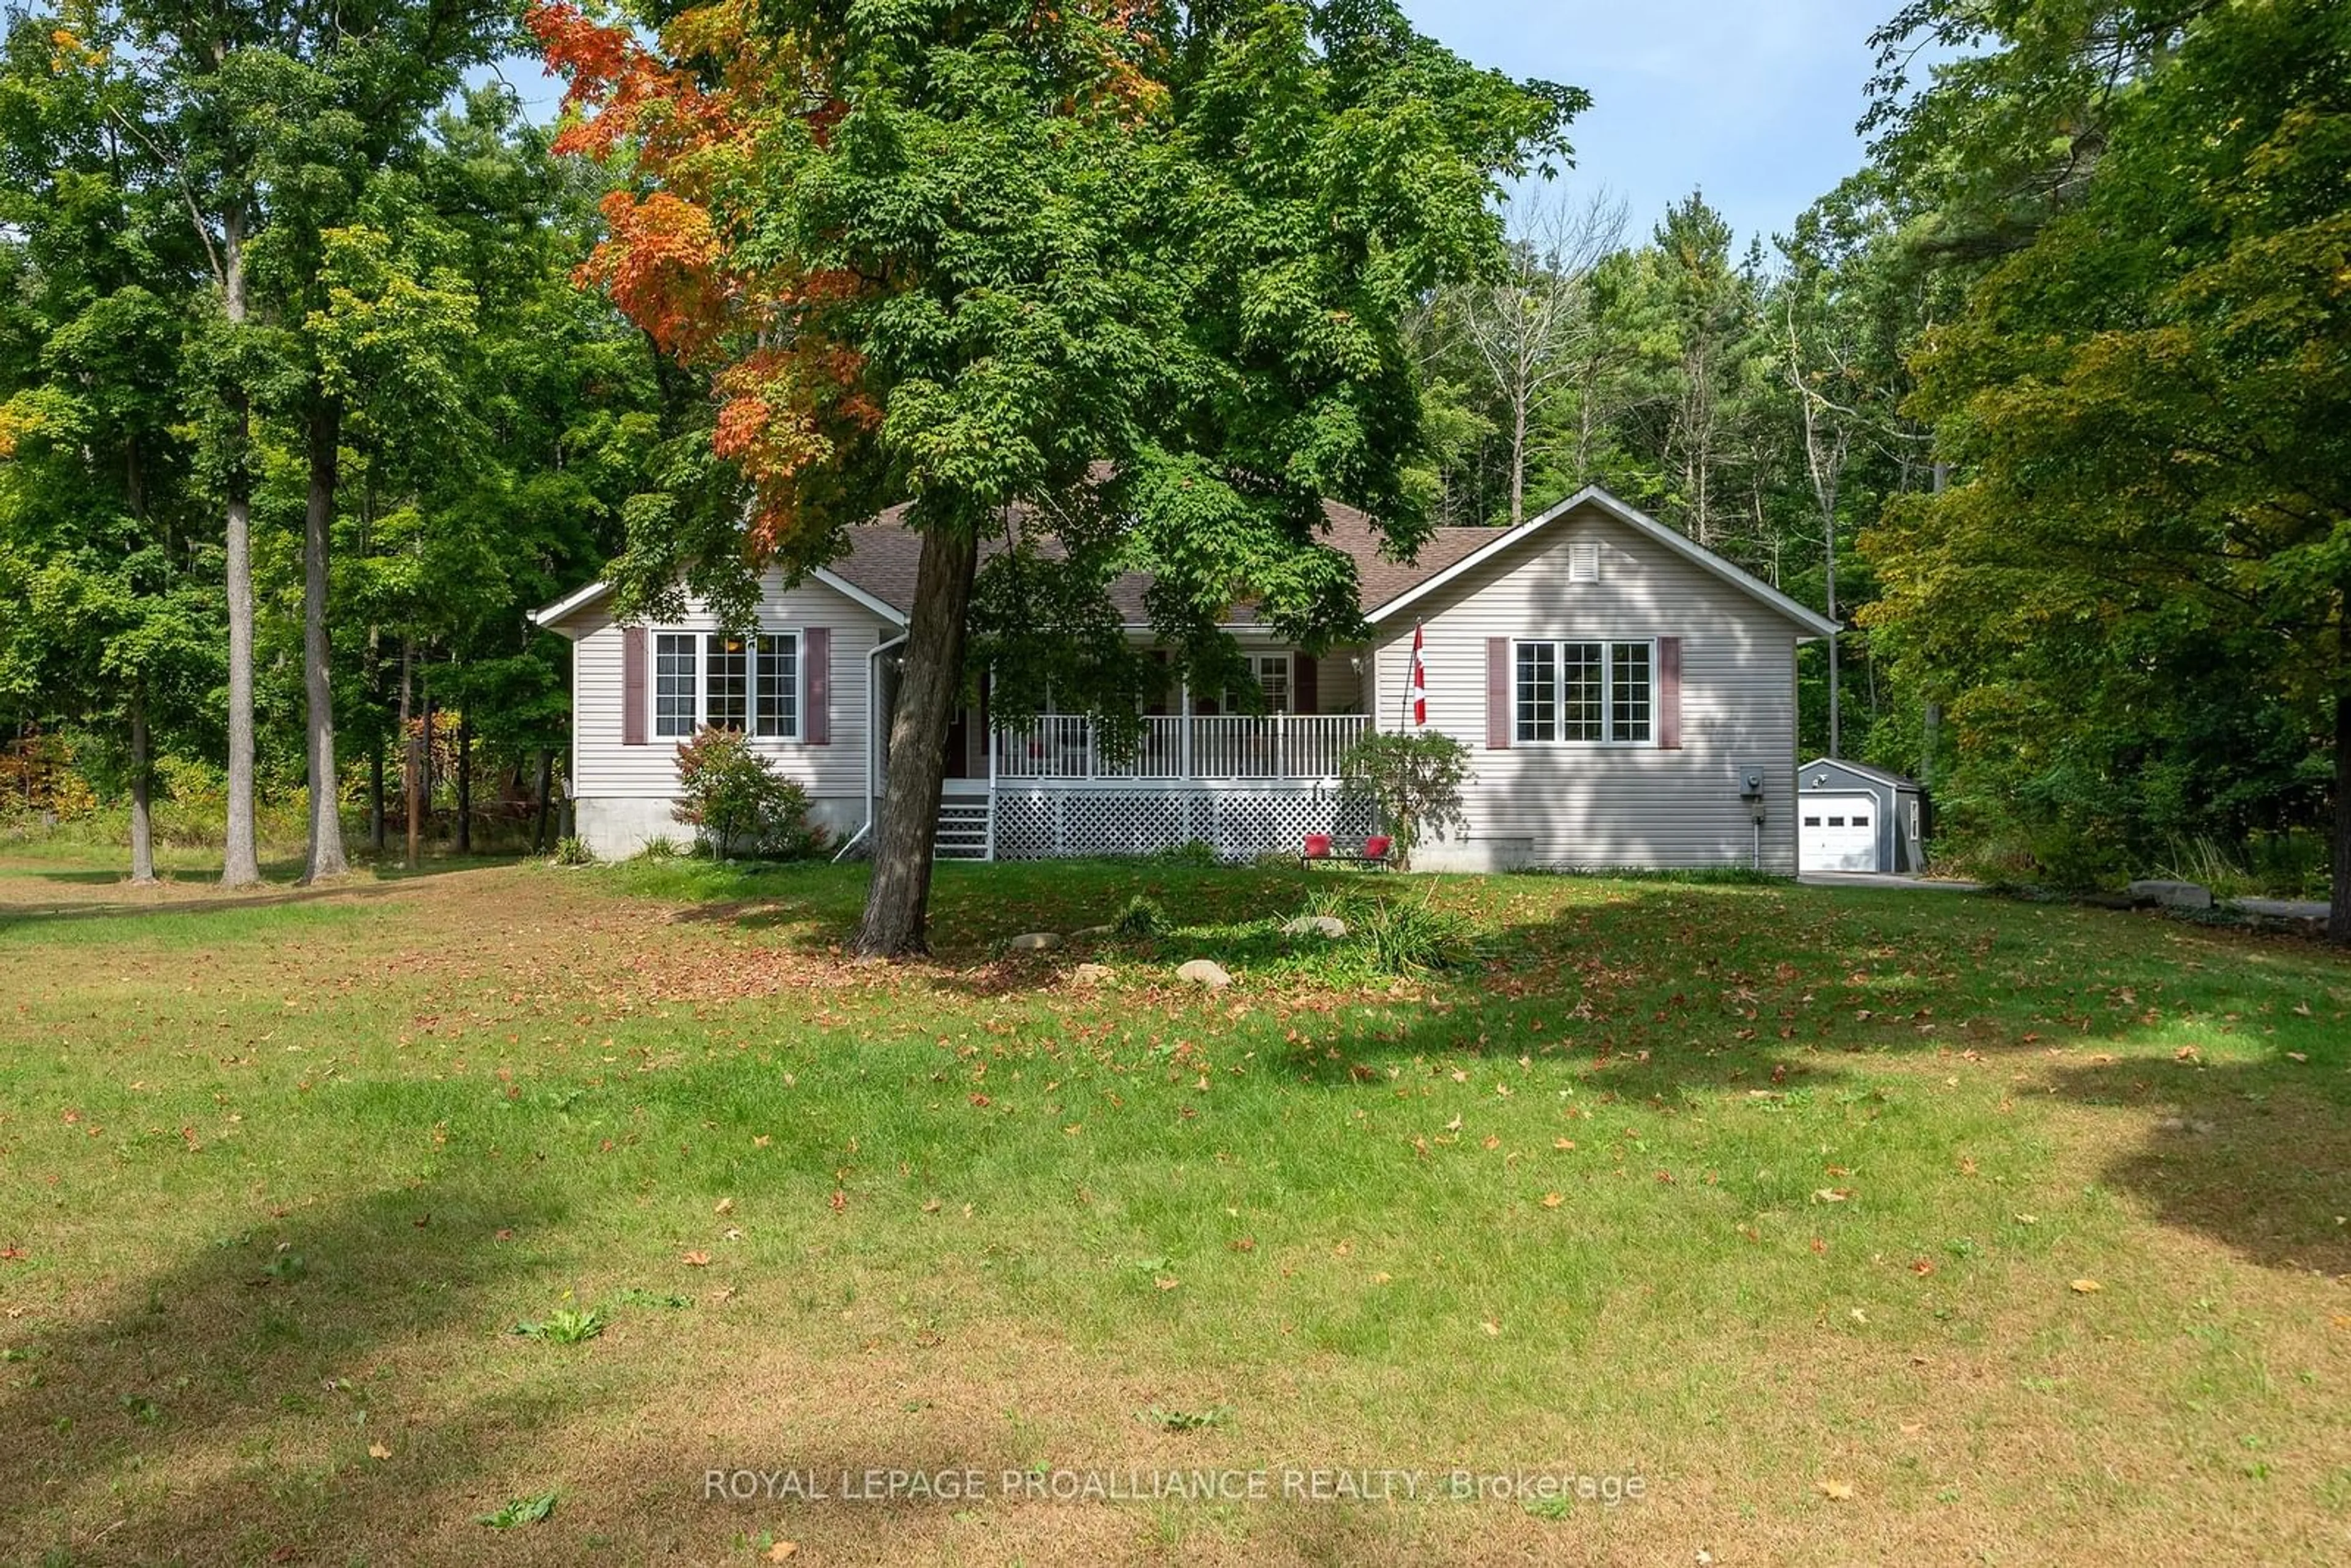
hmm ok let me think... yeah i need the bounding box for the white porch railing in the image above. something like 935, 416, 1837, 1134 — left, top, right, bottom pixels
992, 713, 1366, 782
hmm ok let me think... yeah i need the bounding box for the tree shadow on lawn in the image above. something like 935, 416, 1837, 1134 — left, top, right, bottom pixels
0, 1176, 576, 1565
948, 878, 2351, 1281
2042, 1056, 2351, 1278
0, 1172, 1406, 1566
0, 858, 514, 932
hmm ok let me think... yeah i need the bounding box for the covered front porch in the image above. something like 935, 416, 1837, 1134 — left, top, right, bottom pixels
932, 711, 1376, 862
878, 642, 1380, 863
988, 711, 1368, 783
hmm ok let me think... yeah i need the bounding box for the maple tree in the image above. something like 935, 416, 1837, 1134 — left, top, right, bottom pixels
533, 0, 1581, 955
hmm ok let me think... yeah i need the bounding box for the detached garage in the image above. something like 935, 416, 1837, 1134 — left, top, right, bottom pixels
1798, 758, 1927, 874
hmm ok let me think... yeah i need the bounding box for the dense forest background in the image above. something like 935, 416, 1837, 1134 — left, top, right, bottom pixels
0, 0, 2340, 906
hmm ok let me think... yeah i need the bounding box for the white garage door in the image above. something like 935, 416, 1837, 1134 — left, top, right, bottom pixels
1800, 793, 1879, 872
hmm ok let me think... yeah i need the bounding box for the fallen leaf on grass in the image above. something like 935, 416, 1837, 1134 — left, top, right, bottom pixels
1154, 1277, 1180, 1292
2285, 1052, 2308, 1063
1812, 1188, 1852, 1203
2070, 1278, 2102, 1294
681, 1251, 712, 1267
714, 1197, 735, 1215
1554, 1138, 1576, 1150
1815, 1479, 1854, 1501
767, 1544, 798, 1562
1481, 1319, 1501, 1337
1910, 1258, 1936, 1276
1542, 1192, 1564, 1209
367, 1442, 391, 1460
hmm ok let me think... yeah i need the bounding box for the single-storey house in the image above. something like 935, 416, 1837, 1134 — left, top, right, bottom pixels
528, 485, 1837, 871
1798, 757, 1928, 874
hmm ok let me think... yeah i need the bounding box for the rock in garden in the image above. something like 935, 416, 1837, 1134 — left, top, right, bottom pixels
1070, 925, 1115, 939
1177, 959, 1232, 989
1007, 932, 1063, 951
1281, 915, 1347, 939
2126, 879, 2213, 910
1071, 962, 1115, 984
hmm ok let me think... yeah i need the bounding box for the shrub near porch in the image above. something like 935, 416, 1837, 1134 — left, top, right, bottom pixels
0, 854, 2344, 1565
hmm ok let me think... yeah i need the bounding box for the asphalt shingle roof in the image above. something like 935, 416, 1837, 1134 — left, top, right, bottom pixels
825, 499, 1496, 625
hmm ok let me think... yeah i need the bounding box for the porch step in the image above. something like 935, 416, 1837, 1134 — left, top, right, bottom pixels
934, 796, 992, 861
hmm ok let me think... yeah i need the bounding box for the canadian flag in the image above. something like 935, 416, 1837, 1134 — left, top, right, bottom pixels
1408, 623, 1427, 728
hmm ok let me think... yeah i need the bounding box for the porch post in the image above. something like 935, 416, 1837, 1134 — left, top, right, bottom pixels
1276, 708, 1288, 779
1180, 681, 1193, 779
986, 668, 997, 863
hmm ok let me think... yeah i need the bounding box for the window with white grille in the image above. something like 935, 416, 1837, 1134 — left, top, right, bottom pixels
754, 633, 799, 737
705, 635, 749, 730
654, 634, 697, 737
1515, 639, 1651, 744
1223, 653, 1291, 713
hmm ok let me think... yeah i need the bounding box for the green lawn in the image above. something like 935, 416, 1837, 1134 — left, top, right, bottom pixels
1, 850, 2345, 1565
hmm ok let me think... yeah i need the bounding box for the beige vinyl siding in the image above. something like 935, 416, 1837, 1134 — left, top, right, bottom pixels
566, 569, 893, 820
1372, 501, 1804, 872
1308, 648, 1363, 715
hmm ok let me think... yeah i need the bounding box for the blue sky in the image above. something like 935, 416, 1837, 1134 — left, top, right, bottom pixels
487, 0, 1890, 253
1399, 0, 1888, 250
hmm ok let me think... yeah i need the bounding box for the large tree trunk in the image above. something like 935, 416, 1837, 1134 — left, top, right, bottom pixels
368, 626, 387, 853
220, 230, 263, 893
1509, 394, 1528, 525
855, 525, 979, 958
300, 399, 349, 882
532, 746, 553, 854
127, 692, 155, 885
369, 742, 386, 853
2333, 653, 2349, 945
220, 208, 261, 889
402, 639, 421, 871
456, 712, 472, 853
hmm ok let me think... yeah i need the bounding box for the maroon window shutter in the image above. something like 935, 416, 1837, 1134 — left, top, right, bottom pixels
1657, 637, 1682, 749
621, 626, 648, 746
803, 627, 831, 744
1485, 637, 1511, 749
1293, 653, 1319, 715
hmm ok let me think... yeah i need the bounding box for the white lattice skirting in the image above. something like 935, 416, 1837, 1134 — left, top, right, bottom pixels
992, 789, 1376, 863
